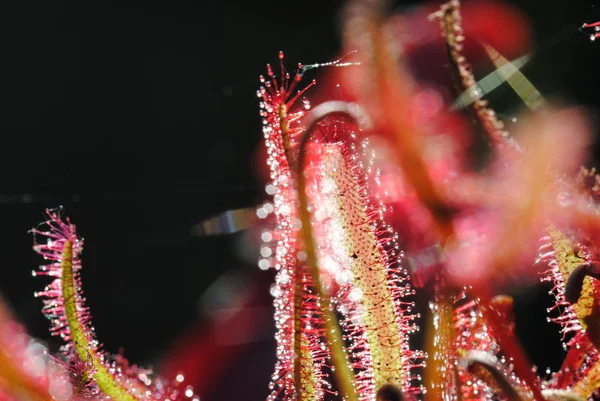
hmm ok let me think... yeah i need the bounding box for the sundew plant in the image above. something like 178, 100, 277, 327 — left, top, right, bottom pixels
2, 0, 600, 401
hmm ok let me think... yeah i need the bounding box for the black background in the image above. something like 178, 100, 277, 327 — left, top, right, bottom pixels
3, 0, 600, 400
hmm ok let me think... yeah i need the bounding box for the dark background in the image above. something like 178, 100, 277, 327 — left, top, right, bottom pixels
2, 0, 600, 400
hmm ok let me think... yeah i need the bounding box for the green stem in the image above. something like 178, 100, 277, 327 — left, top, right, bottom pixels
293, 260, 305, 401
61, 241, 139, 401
